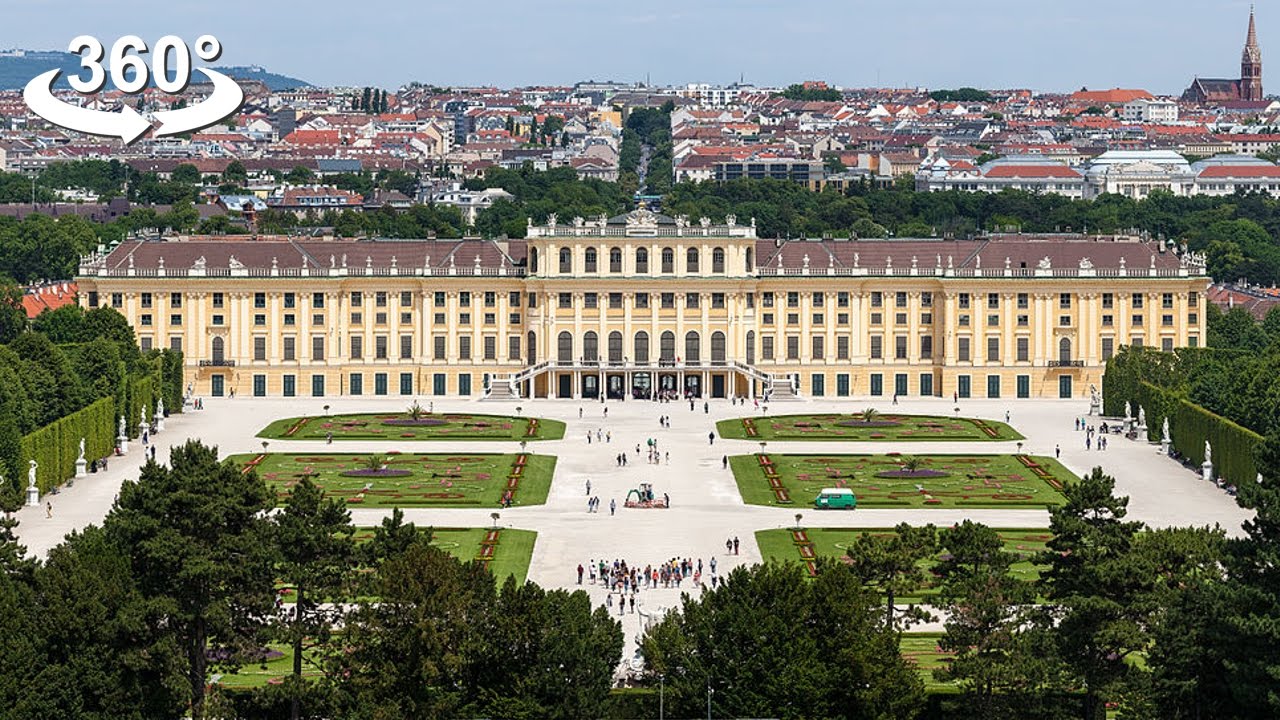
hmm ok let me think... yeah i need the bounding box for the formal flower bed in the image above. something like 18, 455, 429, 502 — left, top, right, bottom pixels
717, 413, 1023, 442
258, 412, 565, 442
729, 453, 1071, 509
340, 468, 413, 477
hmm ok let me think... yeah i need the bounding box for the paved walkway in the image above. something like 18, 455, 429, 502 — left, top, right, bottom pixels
11, 394, 1252, 659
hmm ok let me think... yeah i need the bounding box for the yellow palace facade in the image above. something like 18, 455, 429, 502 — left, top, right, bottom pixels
75, 210, 1209, 401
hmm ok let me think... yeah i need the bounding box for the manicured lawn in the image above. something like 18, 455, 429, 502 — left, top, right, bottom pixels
402, 527, 537, 585
232, 452, 557, 508
213, 645, 316, 689
717, 413, 1023, 442
731, 453, 1070, 508
901, 633, 957, 692
257, 412, 566, 441
755, 527, 1050, 600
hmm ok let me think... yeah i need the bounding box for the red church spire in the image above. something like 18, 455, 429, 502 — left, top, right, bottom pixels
1242, 6, 1263, 100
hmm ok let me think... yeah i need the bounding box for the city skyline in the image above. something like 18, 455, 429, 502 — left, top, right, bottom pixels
1, 0, 1267, 93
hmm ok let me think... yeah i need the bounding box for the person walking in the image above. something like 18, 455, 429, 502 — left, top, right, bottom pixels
577, 564, 584, 584
45, 501, 52, 518
586, 479, 592, 496
610, 498, 616, 516
704, 401, 709, 414
708, 431, 715, 445
722, 455, 728, 469
1055, 444, 1061, 459
663, 492, 670, 507
725, 538, 732, 554
733, 536, 740, 555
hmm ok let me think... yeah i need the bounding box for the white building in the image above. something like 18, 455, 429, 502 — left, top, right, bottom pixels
916, 156, 1085, 197
1083, 150, 1195, 198
1121, 99, 1179, 124
431, 186, 515, 225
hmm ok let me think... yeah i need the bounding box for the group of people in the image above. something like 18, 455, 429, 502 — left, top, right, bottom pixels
586, 428, 612, 444
578, 555, 730, 611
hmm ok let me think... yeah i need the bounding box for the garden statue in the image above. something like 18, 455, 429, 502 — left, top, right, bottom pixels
25, 461, 38, 507
77, 438, 85, 462
118, 415, 126, 438
1124, 401, 1132, 420
1137, 406, 1146, 428
1204, 441, 1212, 466
27, 460, 36, 489
1161, 418, 1170, 443
76, 437, 88, 478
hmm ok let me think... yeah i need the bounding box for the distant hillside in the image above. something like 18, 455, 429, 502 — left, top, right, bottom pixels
0, 50, 311, 91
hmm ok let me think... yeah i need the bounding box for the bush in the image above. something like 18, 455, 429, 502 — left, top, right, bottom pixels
19, 396, 115, 494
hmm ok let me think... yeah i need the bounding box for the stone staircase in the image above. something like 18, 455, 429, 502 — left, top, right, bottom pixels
765, 375, 803, 401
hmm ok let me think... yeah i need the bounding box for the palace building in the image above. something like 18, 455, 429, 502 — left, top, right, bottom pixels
75, 209, 1209, 402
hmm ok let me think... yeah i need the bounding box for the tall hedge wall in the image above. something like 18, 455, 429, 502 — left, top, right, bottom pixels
123, 374, 157, 440
19, 396, 115, 495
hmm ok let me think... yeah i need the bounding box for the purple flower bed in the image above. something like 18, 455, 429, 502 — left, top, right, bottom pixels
875, 469, 949, 479
382, 418, 448, 426
340, 468, 413, 477
836, 420, 903, 428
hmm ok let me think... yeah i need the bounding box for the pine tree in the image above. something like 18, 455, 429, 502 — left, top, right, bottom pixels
361, 87, 372, 113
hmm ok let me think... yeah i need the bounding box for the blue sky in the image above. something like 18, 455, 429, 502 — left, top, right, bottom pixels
2, 1, 1266, 93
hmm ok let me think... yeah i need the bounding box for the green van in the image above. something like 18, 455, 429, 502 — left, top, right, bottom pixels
814, 487, 857, 509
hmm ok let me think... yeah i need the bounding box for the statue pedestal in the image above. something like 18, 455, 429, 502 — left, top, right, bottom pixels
1161, 440, 1170, 456
75, 458, 87, 478
1202, 462, 1214, 484
118, 435, 128, 454
1089, 398, 1100, 416
1123, 418, 1133, 433
26, 485, 38, 507
1136, 424, 1147, 440
155, 413, 165, 432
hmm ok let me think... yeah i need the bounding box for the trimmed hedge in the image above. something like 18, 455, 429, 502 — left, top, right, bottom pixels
1103, 348, 1264, 486
123, 374, 157, 440
19, 396, 115, 494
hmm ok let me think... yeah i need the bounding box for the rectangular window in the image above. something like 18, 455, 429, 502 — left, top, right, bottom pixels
895, 291, 907, 308
920, 336, 933, 359
253, 336, 266, 361
312, 336, 325, 360
508, 335, 521, 361
374, 373, 387, 396
283, 375, 296, 398
350, 291, 362, 307
350, 336, 363, 360
255, 314, 268, 326
142, 293, 154, 309
1059, 315, 1071, 327
111, 292, 123, 308
483, 313, 495, 325
375, 336, 388, 360
1016, 375, 1030, 399
509, 291, 521, 307
459, 373, 472, 396
661, 293, 675, 309
787, 313, 800, 325
484, 336, 496, 360
957, 374, 971, 399
1102, 293, 1114, 309
635, 293, 649, 309
870, 373, 883, 396
140, 337, 152, 351
987, 375, 1001, 399
1102, 337, 1115, 360
987, 293, 999, 309
141, 314, 152, 326
712, 293, 725, 309
509, 313, 521, 325
584, 293, 598, 309
350, 312, 362, 324
609, 292, 623, 309
987, 314, 999, 327
253, 374, 266, 397
170, 313, 183, 326
812, 292, 824, 307
871, 292, 883, 308
170, 292, 182, 308
400, 335, 413, 360
761, 292, 774, 307
811, 373, 825, 397
434, 313, 445, 324
458, 313, 470, 325
313, 314, 324, 326
459, 336, 471, 360
959, 314, 969, 327
1017, 337, 1029, 362
870, 336, 883, 359
1189, 291, 1199, 308
920, 373, 934, 397
312, 292, 325, 308
1162, 293, 1174, 309
686, 293, 700, 309
958, 337, 971, 362
433, 373, 446, 395
838, 313, 849, 325
958, 293, 970, 309
283, 313, 295, 326
895, 313, 907, 325
762, 336, 775, 360
401, 312, 412, 324
1189, 313, 1198, 325
987, 337, 1000, 362
1132, 294, 1144, 309
787, 292, 799, 308
763, 313, 774, 325
921, 313, 933, 324
374, 292, 387, 308
283, 292, 295, 309
459, 292, 470, 307
1102, 314, 1114, 327
1133, 315, 1144, 327
484, 291, 496, 307
836, 373, 850, 397
375, 312, 387, 325
169, 336, 181, 351
283, 336, 296, 361
921, 292, 933, 307
837, 292, 850, 307
434, 336, 446, 360
895, 335, 908, 360
1017, 293, 1028, 309
311, 375, 325, 397
1060, 293, 1072, 309
786, 336, 799, 360
349, 373, 362, 395
871, 312, 882, 325
400, 373, 413, 395
1162, 337, 1174, 352
434, 291, 446, 307
837, 336, 850, 360
811, 336, 824, 360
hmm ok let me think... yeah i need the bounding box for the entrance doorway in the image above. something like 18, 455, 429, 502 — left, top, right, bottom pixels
711, 374, 726, 398
557, 374, 573, 399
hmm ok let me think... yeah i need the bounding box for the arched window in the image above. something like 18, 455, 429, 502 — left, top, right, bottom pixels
660, 331, 675, 361
712, 247, 725, 273
608, 331, 623, 363
584, 247, 598, 273
661, 248, 674, 274
636, 247, 649, 274
634, 331, 650, 364
609, 247, 623, 273
557, 331, 573, 363
529, 247, 538, 274
745, 247, 754, 273
685, 331, 701, 364
584, 331, 599, 362
211, 336, 225, 363
745, 330, 755, 364
1059, 337, 1072, 364
686, 247, 699, 273
711, 331, 726, 363
558, 247, 572, 274
527, 331, 536, 365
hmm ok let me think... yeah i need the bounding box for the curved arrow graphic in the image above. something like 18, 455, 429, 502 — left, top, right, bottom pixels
23, 69, 152, 144
152, 68, 245, 137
